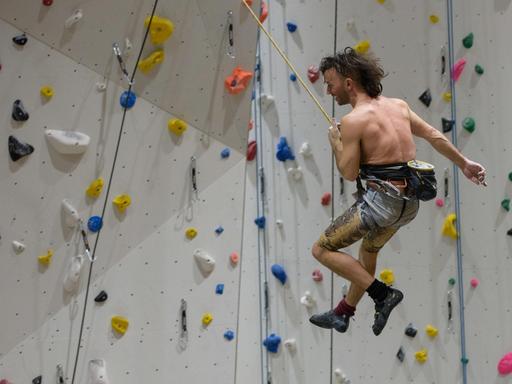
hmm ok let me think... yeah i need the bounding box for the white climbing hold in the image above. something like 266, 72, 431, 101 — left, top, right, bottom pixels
283, 338, 297, 351
88, 359, 110, 384
259, 93, 275, 111
45, 129, 90, 155
287, 166, 303, 181
61, 199, 80, 228
124, 38, 133, 55
64, 9, 83, 28
96, 82, 107, 92
12, 240, 26, 254
63, 254, 84, 293
275, 219, 284, 227
334, 368, 351, 384
299, 142, 313, 157
346, 18, 356, 31
300, 290, 315, 308
193, 248, 216, 274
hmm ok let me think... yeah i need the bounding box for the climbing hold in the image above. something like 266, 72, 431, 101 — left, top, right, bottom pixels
442, 92, 452, 102
275, 219, 284, 228
271, 263, 287, 285
418, 89, 432, 107
449, 277, 456, 286
470, 277, 479, 288
202, 312, 213, 326
185, 227, 198, 239
425, 324, 439, 337
452, 58, 467, 82
441, 118, 454, 133
247, 140, 257, 161
415, 348, 428, 363
38, 249, 53, 265
462, 32, 474, 49
8, 135, 34, 161
94, 290, 108, 303
276, 137, 295, 161
442, 213, 458, 239
215, 226, 224, 235
502, 199, 511, 212
12, 240, 26, 254
435, 198, 444, 207
259, 93, 275, 111
508, 228, 512, 236
32, 376, 42, 384
248, 119, 254, 130
87, 216, 103, 232
12, 99, 29, 121
288, 166, 303, 181
308, 65, 320, 83
12, 33, 28, 46
509, 172, 512, 182
63, 254, 84, 293
346, 18, 356, 32
259, 1, 268, 23
43, 0, 53, 5
263, 333, 281, 353
376, 0, 385, 4
145, 15, 174, 45
286, 22, 297, 33
111, 315, 129, 334
245, 0, 253, 5
462, 117, 475, 133
354, 40, 370, 54
112, 194, 131, 212
216, 283, 224, 295
461, 357, 469, 364
62, 199, 80, 228
86, 178, 104, 198
497, 352, 512, 375
220, 148, 230, 158
300, 291, 315, 308
254, 216, 266, 229
137, 49, 165, 73
312, 269, 323, 282
193, 248, 216, 274
379, 268, 394, 285
225, 66, 253, 94
230, 252, 239, 265
334, 368, 350, 384
474, 64, 484, 75
64, 9, 83, 28
283, 338, 297, 351
299, 142, 313, 157
289, 73, 297, 82
321, 192, 331, 206
120, 90, 137, 109
168, 118, 187, 136
224, 330, 235, 341
40, 85, 54, 99
405, 323, 417, 338
45, 129, 90, 154
0, 380, 13, 384
396, 346, 405, 362
89, 359, 110, 384
429, 14, 440, 24
96, 82, 107, 92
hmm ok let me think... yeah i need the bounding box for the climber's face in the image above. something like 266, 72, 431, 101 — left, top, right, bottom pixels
323, 68, 352, 106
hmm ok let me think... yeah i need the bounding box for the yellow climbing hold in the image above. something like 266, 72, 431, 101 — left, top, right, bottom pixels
202, 312, 213, 326
185, 227, 198, 239
376, 0, 385, 3
40, 85, 54, 99
429, 14, 440, 24
425, 324, 439, 337
38, 249, 53, 265
379, 268, 395, 285
354, 40, 371, 54
86, 178, 104, 198
111, 315, 129, 334
138, 49, 165, 73
442, 213, 458, 239
442, 92, 452, 102
145, 15, 174, 45
415, 348, 428, 363
168, 118, 188, 136
113, 194, 131, 212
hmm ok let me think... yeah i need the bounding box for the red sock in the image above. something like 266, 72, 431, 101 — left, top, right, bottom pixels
334, 298, 356, 317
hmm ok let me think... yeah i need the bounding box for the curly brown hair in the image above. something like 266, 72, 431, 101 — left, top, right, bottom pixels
319, 47, 386, 98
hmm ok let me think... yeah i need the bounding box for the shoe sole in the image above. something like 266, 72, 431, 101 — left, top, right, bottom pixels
309, 317, 349, 333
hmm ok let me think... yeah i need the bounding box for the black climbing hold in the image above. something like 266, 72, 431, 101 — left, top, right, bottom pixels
13, 33, 28, 46
442, 118, 454, 133
94, 290, 108, 303
405, 323, 417, 338
32, 375, 42, 384
507, 228, 512, 236
12, 99, 29, 121
8, 135, 34, 161
396, 346, 405, 362
419, 89, 432, 107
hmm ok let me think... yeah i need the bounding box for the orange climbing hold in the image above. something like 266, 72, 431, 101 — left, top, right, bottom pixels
225, 66, 253, 94
260, 1, 268, 23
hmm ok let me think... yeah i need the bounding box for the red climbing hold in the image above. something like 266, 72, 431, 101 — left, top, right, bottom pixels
225, 66, 253, 94
247, 140, 257, 161
321, 192, 331, 206
260, 1, 268, 23
43, 0, 53, 5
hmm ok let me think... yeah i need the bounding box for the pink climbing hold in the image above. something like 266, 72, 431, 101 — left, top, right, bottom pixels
435, 198, 444, 207
470, 277, 479, 288
321, 192, 331, 206
0, 380, 13, 384
247, 140, 257, 161
498, 352, 512, 375
308, 65, 320, 83
452, 58, 467, 82
312, 269, 323, 282
230, 252, 239, 265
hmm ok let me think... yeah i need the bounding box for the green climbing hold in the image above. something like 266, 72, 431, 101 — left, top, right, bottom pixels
462, 117, 475, 133
449, 277, 456, 286
508, 172, 512, 182
475, 64, 484, 75
462, 32, 474, 48
461, 357, 469, 365
502, 198, 511, 212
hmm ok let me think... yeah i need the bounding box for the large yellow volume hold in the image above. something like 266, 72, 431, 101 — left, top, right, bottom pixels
145, 15, 174, 45
86, 178, 104, 198
111, 316, 129, 335
38, 249, 54, 265
138, 50, 165, 73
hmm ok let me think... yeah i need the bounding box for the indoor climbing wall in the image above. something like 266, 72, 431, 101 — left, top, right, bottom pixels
0, 0, 258, 383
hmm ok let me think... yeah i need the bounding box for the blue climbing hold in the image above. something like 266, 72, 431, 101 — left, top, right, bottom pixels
276, 137, 295, 162
87, 215, 103, 232
216, 283, 224, 295
254, 216, 266, 229
271, 263, 287, 285
289, 73, 297, 82
263, 333, 281, 353
221, 148, 230, 158
224, 330, 235, 341
286, 22, 298, 33
251, 89, 256, 100
215, 225, 224, 235
120, 91, 137, 109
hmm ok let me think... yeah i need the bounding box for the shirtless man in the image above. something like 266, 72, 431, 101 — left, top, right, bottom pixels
309, 47, 486, 336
